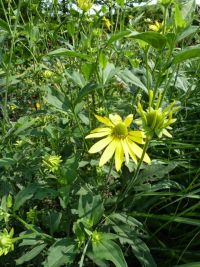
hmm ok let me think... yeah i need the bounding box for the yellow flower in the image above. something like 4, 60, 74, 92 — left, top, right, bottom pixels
77, 0, 94, 12
35, 102, 41, 109
0, 228, 14, 256
85, 114, 151, 172
149, 20, 162, 32
102, 17, 112, 31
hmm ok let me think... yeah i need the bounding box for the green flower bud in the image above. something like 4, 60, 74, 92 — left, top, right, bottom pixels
137, 90, 179, 139
92, 231, 102, 244
77, 0, 94, 12
42, 154, 63, 173
0, 229, 14, 256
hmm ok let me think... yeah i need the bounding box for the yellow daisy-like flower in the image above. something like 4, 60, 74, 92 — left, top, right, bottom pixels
85, 114, 151, 172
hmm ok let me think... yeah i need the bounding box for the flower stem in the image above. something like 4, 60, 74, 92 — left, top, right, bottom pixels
118, 138, 150, 202
79, 236, 92, 267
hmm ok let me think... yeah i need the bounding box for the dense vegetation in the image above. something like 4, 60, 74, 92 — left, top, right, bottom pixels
0, 0, 200, 266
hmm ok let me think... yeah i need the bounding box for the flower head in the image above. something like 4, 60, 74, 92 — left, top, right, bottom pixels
137, 90, 179, 139
85, 114, 151, 171
102, 17, 112, 31
42, 155, 62, 173
77, 0, 94, 12
0, 228, 14, 256
149, 20, 163, 32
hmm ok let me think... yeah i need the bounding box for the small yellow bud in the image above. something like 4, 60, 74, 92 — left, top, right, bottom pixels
77, 0, 94, 12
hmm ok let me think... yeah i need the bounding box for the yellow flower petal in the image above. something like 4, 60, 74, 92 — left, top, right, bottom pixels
91, 128, 111, 133
129, 131, 145, 138
128, 133, 144, 144
85, 132, 110, 139
127, 141, 137, 164
99, 139, 117, 167
109, 114, 122, 125
121, 139, 129, 164
95, 115, 113, 127
127, 138, 151, 164
115, 141, 124, 171
124, 114, 133, 127
162, 129, 172, 138
89, 136, 113, 153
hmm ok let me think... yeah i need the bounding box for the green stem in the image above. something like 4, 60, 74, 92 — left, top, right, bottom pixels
118, 138, 150, 202
0, 0, 22, 127
145, 47, 150, 92
13, 214, 54, 241
79, 236, 92, 267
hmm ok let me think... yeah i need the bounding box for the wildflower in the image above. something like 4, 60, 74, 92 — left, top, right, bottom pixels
43, 70, 53, 78
0, 228, 14, 256
77, 0, 93, 12
85, 114, 151, 172
149, 20, 162, 32
42, 155, 62, 173
35, 102, 41, 109
137, 90, 179, 139
102, 17, 112, 31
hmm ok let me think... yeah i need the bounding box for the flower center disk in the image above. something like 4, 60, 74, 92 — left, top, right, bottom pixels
112, 123, 128, 138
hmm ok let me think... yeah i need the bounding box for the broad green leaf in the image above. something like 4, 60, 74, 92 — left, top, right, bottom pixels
116, 0, 124, 8
172, 47, 200, 64
108, 214, 156, 267
76, 83, 102, 103
107, 30, 130, 44
130, 31, 166, 49
92, 238, 128, 267
0, 18, 11, 34
0, 158, 15, 167
46, 87, 71, 112
117, 69, 147, 93
43, 238, 76, 267
16, 243, 47, 265
65, 71, 86, 88
14, 117, 37, 135
176, 26, 199, 43
13, 183, 38, 211
99, 52, 108, 69
78, 192, 104, 226
87, 251, 109, 267
47, 48, 89, 60
109, 213, 142, 228
100, 63, 116, 85
138, 161, 177, 182
175, 263, 200, 267
174, 3, 186, 29
81, 63, 96, 80
181, 0, 196, 23
41, 211, 62, 235
61, 156, 79, 185
58, 186, 70, 209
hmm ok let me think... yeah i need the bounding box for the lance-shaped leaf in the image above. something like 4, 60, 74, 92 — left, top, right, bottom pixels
172, 46, 200, 64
